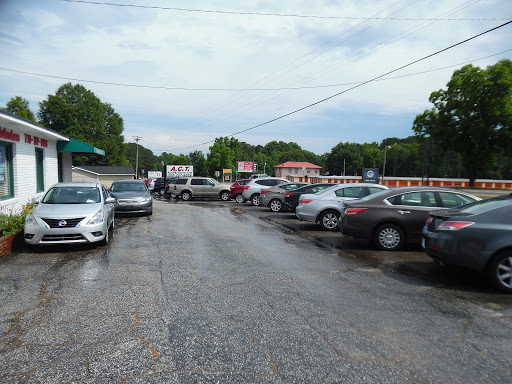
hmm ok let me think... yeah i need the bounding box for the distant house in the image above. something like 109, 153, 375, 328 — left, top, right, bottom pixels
274, 161, 322, 181
72, 166, 135, 187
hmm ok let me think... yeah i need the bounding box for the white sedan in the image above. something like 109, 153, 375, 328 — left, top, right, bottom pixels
295, 183, 389, 231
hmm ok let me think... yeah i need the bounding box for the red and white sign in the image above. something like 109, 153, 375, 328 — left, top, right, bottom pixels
237, 161, 253, 172
166, 165, 194, 178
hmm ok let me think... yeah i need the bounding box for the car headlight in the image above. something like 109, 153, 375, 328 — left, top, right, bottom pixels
25, 212, 39, 228
87, 209, 105, 225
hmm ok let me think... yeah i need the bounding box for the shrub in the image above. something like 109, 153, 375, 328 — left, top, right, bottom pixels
0, 203, 35, 236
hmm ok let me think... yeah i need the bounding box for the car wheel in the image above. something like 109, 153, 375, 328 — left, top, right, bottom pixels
220, 191, 230, 201
235, 194, 245, 203
320, 210, 340, 231
100, 228, 109, 246
374, 224, 405, 251
181, 191, 192, 201
108, 216, 115, 231
269, 199, 282, 212
251, 194, 260, 206
487, 251, 512, 293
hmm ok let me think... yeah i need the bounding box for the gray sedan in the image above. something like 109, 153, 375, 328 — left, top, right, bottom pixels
24, 182, 116, 246
260, 182, 310, 212
110, 179, 153, 215
296, 183, 389, 231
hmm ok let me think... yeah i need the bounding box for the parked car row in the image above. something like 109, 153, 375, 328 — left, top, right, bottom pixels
24, 179, 153, 247
223, 177, 512, 293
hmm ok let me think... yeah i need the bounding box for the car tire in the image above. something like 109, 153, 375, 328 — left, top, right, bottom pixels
487, 251, 512, 293
251, 194, 260, 206
220, 191, 230, 201
100, 228, 109, 246
108, 216, 115, 231
181, 191, 192, 201
235, 194, 245, 203
374, 223, 405, 251
269, 199, 282, 212
319, 210, 340, 231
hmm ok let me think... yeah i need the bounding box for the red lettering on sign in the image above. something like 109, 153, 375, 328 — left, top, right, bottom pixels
34, 137, 40, 146
25, 134, 32, 144
41, 139, 48, 148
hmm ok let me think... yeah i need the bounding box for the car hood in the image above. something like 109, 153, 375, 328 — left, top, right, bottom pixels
33, 203, 103, 218
111, 191, 150, 199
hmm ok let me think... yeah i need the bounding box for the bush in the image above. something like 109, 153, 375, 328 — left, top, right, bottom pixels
0, 204, 35, 236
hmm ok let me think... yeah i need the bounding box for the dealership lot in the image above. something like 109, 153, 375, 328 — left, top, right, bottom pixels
1, 196, 511, 383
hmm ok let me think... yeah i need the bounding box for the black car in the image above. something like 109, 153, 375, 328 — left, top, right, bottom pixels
152, 178, 165, 194
422, 195, 512, 293
283, 183, 336, 211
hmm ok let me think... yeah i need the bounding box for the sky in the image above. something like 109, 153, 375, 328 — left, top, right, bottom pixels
1, 0, 511, 157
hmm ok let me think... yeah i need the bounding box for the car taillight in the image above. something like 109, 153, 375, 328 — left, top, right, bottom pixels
300, 199, 313, 204
284, 192, 295, 197
344, 208, 368, 216
261, 190, 271, 194
437, 221, 474, 231
244, 186, 251, 189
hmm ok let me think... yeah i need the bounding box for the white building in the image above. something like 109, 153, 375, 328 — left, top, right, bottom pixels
0, 111, 105, 214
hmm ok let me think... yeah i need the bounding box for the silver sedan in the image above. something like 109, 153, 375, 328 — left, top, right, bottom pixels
295, 183, 388, 231
24, 182, 116, 246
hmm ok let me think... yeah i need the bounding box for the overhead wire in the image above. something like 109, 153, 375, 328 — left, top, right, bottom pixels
154, 20, 512, 152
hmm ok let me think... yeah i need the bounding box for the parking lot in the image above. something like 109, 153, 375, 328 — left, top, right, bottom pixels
1, 193, 512, 383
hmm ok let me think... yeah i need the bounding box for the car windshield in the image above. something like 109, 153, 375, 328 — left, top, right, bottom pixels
42, 187, 101, 204
210, 179, 220, 185
111, 183, 147, 192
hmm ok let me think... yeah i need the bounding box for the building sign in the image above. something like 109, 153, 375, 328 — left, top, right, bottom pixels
0, 127, 20, 143
237, 161, 253, 172
362, 168, 379, 183
24, 134, 48, 148
166, 165, 194, 178
148, 171, 162, 178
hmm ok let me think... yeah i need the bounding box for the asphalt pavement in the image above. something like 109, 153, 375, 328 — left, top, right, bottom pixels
1, 196, 511, 383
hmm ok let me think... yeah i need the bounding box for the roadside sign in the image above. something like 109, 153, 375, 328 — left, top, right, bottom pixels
166, 165, 194, 178
362, 168, 379, 183
237, 161, 253, 172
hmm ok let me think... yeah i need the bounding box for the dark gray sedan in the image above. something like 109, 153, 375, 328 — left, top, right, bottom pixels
422, 195, 512, 293
339, 187, 480, 251
110, 179, 153, 215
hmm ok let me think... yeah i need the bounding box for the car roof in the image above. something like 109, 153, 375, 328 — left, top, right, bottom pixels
53, 182, 101, 188
112, 179, 143, 183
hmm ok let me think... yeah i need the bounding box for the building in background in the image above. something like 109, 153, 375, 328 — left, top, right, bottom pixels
72, 166, 135, 187
274, 161, 322, 181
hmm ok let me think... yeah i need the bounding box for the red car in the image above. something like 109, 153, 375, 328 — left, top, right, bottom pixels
229, 179, 251, 203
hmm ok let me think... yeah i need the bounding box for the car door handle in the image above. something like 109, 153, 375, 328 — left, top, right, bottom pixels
397, 210, 410, 214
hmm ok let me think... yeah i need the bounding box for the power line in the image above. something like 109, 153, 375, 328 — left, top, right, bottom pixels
3, 49, 510, 92
156, 20, 512, 152
59, 0, 509, 21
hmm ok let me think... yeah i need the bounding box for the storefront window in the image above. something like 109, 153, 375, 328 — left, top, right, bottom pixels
36, 148, 44, 193
0, 143, 13, 200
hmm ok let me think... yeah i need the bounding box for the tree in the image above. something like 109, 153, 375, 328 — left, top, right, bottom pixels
189, 150, 207, 176
413, 60, 512, 186
5, 96, 36, 122
38, 83, 127, 166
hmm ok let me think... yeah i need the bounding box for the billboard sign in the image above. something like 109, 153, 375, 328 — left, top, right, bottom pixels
148, 171, 162, 178
166, 165, 194, 178
237, 161, 253, 172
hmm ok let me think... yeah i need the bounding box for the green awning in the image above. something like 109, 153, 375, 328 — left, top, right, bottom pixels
57, 138, 105, 156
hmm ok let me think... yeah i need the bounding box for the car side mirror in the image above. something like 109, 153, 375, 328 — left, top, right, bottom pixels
105, 197, 117, 204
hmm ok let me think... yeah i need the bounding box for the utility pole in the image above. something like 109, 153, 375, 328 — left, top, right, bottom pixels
133, 136, 143, 179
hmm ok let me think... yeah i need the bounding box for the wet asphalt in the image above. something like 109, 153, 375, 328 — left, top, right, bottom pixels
1, 195, 511, 383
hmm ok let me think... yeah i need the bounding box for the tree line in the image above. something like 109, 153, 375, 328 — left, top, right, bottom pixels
3, 59, 512, 185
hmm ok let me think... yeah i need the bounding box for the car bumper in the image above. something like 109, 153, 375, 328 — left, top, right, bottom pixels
115, 200, 152, 213
422, 228, 490, 272
24, 222, 108, 245
295, 206, 316, 222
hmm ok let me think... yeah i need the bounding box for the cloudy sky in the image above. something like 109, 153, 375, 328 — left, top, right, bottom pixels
1, 0, 511, 156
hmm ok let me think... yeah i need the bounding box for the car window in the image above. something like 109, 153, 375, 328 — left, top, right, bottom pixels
308, 185, 332, 193
111, 182, 147, 192
369, 186, 385, 194
439, 192, 476, 208
237, 180, 250, 186
209, 179, 220, 185
256, 179, 274, 186
281, 184, 299, 191
43, 187, 101, 204
176, 179, 187, 185
456, 196, 512, 215
388, 191, 437, 207
335, 187, 364, 198
191, 179, 203, 186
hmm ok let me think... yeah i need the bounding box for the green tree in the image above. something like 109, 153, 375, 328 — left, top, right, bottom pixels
5, 96, 36, 122
125, 142, 157, 177
413, 60, 512, 186
38, 83, 127, 166
189, 150, 207, 176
